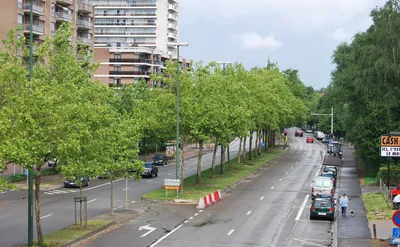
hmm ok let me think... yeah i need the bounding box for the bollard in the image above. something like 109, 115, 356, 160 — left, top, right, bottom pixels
330, 231, 334, 240
373, 224, 377, 239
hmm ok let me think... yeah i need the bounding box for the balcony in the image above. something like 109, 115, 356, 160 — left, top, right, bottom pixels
96, 13, 156, 17
168, 4, 178, 12
55, 12, 73, 22
23, 2, 44, 16
167, 32, 177, 39
23, 23, 44, 36
94, 2, 156, 7
77, 19, 92, 30
95, 22, 156, 26
77, 1, 93, 14
56, 0, 73, 6
77, 36, 92, 45
110, 71, 151, 76
168, 23, 178, 30
168, 14, 178, 21
95, 31, 156, 36
109, 58, 152, 63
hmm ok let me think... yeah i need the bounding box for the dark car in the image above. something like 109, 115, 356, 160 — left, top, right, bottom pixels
152, 154, 168, 166
295, 131, 303, 137
48, 158, 57, 167
310, 198, 335, 221
64, 176, 90, 188
312, 193, 335, 204
141, 162, 158, 178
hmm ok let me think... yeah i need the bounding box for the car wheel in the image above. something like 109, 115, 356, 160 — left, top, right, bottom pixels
309, 215, 314, 220
155, 172, 158, 177
163, 161, 167, 166
330, 216, 335, 221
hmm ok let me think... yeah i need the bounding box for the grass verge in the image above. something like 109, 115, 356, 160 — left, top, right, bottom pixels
21, 220, 111, 247
142, 147, 284, 201
362, 192, 394, 220
4, 168, 59, 183
361, 177, 379, 186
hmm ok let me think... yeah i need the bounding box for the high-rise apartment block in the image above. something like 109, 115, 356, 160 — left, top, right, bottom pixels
0, 0, 94, 49
89, 0, 185, 87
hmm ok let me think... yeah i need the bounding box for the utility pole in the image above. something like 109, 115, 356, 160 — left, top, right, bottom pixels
310, 107, 334, 139
28, 1, 34, 246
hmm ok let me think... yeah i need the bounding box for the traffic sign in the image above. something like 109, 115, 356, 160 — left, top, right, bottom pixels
260, 142, 265, 148
25, 170, 29, 176
329, 139, 333, 144
381, 135, 400, 157
164, 179, 180, 186
392, 210, 400, 227
391, 228, 400, 244
164, 186, 180, 190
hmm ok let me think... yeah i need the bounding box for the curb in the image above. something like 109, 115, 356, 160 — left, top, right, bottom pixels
64, 209, 146, 247
140, 197, 198, 205
221, 147, 289, 196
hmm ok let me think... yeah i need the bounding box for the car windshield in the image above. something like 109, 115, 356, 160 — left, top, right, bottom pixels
144, 163, 152, 168
314, 180, 331, 187
314, 200, 331, 207
154, 155, 163, 159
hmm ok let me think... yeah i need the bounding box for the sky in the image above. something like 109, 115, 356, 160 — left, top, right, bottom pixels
178, 0, 387, 90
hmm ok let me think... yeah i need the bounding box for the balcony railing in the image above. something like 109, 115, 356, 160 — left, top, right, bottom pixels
168, 23, 177, 29
77, 19, 92, 29
95, 32, 156, 36
95, 22, 156, 26
93, 1, 156, 7
167, 32, 177, 38
109, 58, 152, 63
95, 41, 156, 46
23, 2, 44, 15
168, 4, 178, 11
95, 13, 156, 17
168, 14, 178, 20
56, 0, 73, 5
110, 71, 151, 75
23, 24, 44, 34
77, 36, 92, 44
77, 1, 93, 13
55, 12, 73, 22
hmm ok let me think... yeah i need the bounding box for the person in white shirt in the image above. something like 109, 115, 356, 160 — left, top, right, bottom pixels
340, 193, 349, 216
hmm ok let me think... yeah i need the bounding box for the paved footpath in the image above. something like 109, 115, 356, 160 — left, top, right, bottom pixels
337, 146, 372, 247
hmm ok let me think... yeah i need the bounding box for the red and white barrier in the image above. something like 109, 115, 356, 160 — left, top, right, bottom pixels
197, 190, 222, 209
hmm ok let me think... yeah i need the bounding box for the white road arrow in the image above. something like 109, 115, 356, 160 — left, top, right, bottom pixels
139, 224, 156, 237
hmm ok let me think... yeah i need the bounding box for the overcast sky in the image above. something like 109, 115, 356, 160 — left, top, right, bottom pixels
178, 0, 387, 90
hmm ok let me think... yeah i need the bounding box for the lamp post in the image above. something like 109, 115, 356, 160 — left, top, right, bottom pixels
310, 106, 334, 139
175, 42, 189, 180
28, 1, 34, 246
216, 61, 231, 174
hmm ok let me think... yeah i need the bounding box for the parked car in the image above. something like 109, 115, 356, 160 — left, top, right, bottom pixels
64, 176, 90, 188
141, 162, 158, 178
152, 154, 168, 166
306, 129, 313, 133
295, 131, 303, 137
310, 197, 335, 221
311, 176, 335, 199
323, 166, 338, 176
313, 193, 335, 204
48, 158, 58, 167
306, 137, 314, 143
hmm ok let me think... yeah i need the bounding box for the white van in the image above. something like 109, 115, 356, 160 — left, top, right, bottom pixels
314, 131, 325, 140
311, 176, 334, 199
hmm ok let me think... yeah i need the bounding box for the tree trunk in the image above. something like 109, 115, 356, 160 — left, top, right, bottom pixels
35, 167, 44, 246
243, 136, 247, 163
196, 141, 204, 184
263, 128, 267, 152
211, 141, 218, 178
220, 144, 225, 174
110, 175, 114, 215
254, 130, 259, 157
237, 137, 242, 164
180, 143, 184, 193
249, 131, 253, 160
79, 185, 83, 228
227, 145, 231, 167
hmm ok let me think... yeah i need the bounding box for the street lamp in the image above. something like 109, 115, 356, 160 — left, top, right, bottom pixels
175, 42, 189, 180
310, 106, 334, 139
216, 61, 231, 174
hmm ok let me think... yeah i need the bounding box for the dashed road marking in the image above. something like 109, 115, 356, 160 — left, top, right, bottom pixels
87, 199, 96, 203
122, 188, 130, 191
148, 224, 183, 247
147, 180, 153, 183
184, 220, 188, 223
279, 178, 282, 181
199, 210, 203, 213
189, 217, 193, 220
0, 191, 6, 194
68, 190, 76, 193
260, 196, 264, 200
246, 211, 252, 215
194, 213, 199, 216
227, 229, 235, 235
286, 172, 288, 174
291, 167, 294, 169
131, 200, 135, 203
271, 186, 274, 189
40, 214, 52, 219
168, 173, 173, 176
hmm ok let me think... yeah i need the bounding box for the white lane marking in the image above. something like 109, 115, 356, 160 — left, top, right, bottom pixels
260, 196, 264, 200
295, 195, 310, 221
51, 190, 67, 194
184, 220, 188, 223
40, 214, 52, 219
189, 217, 193, 220
227, 229, 235, 235
131, 200, 136, 203
199, 210, 203, 213
122, 188, 130, 191
82, 178, 124, 192
118, 206, 123, 209
292, 238, 326, 247
194, 213, 199, 216
149, 224, 183, 247
168, 173, 173, 176
295, 162, 298, 164
68, 190, 76, 193
271, 186, 274, 189
279, 178, 282, 181
0, 191, 6, 194
44, 192, 54, 195
147, 180, 153, 183
286, 172, 288, 174
87, 199, 97, 203
246, 211, 252, 215
291, 167, 294, 169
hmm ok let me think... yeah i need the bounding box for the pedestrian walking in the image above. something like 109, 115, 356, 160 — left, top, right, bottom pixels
340, 193, 349, 215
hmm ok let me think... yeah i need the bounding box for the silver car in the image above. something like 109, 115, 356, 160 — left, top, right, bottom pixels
311, 176, 334, 199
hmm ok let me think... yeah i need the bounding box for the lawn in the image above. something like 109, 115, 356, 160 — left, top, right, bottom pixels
361, 177, 379, 186
142, 147, 284, 201
22, 220, 111, 247
362, 192, 395, 220
4, 168, 60, 183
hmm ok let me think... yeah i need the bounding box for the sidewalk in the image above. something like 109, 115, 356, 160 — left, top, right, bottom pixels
337, 147, 372, 246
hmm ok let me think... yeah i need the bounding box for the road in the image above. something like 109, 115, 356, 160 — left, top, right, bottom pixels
84, 129, 333, 247
0, 136, 256, 247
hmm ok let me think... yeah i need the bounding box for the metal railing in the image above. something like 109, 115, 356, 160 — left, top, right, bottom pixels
109, 58, 153, 63
95, 22, 156, 26
77, 19, 92, 28
95, 13, 156, 17
55, 12, 73, 21
110, 71, 151, 75
95, 32, 156, 35
23, 2, 44, 14
23, 24, 44, 34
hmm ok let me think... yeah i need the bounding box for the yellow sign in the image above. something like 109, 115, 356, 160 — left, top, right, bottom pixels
164, 186, 180, 190
381, 135, 400, 147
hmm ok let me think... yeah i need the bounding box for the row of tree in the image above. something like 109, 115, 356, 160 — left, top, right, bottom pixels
0, 23, 317, 246
316, 0, 400, 175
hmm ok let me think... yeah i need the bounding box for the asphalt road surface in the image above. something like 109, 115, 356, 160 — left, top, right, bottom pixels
83, 129, 334, 247
0, 136, 255, 247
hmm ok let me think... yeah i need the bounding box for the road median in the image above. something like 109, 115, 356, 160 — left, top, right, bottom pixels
141, 146, 287, 203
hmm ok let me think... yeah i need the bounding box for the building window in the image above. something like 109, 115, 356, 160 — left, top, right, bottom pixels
18, 0, 22, 8
17, 14, 23, 24
114, 66, 121, 71
114, 54, 121, 59
116, 42, 121, 47
50, 22, 55, 36
114, 78, 121, 85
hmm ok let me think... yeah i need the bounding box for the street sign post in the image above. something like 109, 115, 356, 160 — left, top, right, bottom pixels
381, 135, 400, 157
164, 179, 180, 197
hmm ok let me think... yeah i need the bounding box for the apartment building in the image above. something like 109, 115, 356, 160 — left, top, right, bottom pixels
89, 0, 185, 87
0, 0, 94, 50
